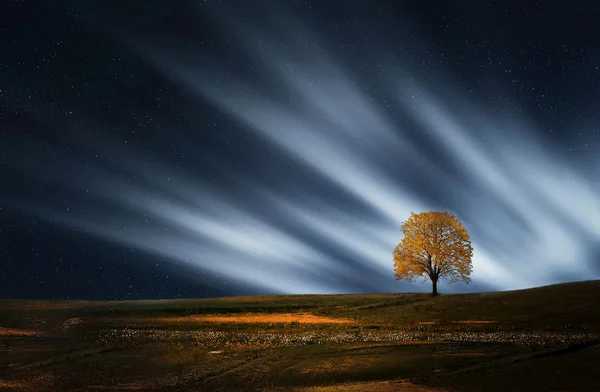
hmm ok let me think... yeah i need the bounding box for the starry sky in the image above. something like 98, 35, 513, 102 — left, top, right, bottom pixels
2, 0, 600, 300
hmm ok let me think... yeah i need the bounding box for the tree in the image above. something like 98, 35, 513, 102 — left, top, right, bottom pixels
393, 211, 473, 296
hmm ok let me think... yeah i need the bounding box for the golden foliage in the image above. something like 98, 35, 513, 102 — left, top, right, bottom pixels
393, 211, 473, 291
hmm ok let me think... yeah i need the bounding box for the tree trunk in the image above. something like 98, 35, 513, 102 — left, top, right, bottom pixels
432, 277, 438, 296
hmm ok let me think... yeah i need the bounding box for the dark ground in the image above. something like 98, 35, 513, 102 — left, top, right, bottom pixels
2, 280, 600, 391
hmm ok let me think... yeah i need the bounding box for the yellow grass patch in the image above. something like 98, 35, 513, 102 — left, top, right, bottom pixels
336, 341, 437, 351
87, 383, 146, 390
433, 352, 498, 358
452, 320, 498, 324
150, 313, 355, 324
0, 380, 25, 388
418, 321, 437, 325
287, 380, 449, 391
0, 327, 39, 337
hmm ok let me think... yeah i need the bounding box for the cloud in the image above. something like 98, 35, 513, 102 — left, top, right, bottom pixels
392, 80, 600, 287
19, 2, 599, 296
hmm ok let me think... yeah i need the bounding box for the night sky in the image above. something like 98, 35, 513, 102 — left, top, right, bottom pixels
2, 1, 600, 300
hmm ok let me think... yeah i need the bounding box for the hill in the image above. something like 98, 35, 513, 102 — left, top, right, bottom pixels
1, 280, 600, 391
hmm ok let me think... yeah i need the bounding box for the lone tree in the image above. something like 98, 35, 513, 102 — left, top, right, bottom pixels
393, 211, 473, 296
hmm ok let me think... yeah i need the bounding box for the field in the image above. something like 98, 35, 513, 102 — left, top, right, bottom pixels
2, 281, 600, 391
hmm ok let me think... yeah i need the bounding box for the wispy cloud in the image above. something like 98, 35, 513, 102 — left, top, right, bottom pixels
21, 2, 600, 295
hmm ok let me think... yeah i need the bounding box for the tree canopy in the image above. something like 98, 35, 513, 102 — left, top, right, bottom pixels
393, 211, 473, 295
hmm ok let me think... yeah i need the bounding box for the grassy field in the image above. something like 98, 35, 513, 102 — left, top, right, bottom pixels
2, 280, 600, 391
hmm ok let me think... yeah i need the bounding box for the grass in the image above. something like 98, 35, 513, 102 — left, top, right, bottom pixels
141, 313, 356, 325
1, 280, 600, 391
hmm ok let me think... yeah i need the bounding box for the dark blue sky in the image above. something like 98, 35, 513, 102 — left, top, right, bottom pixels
2, 0, 599, 299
